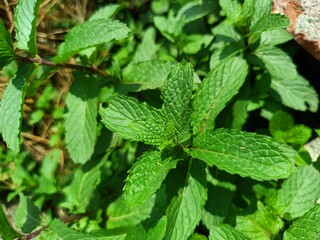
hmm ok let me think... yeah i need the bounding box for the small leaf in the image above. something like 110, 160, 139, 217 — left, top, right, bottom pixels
122, 60, 175, 91
88, 4, 121, 21
165, 159, 207, 240
270, 75, 319, 112
64, 73, 99, 164
48, 219, 96, 240
162, 61, 193, 142
124, 150, 177, 208
14, 0, 41, 54
100, 95, 166, 146
250, 45, 297, 80
250, 14, 290, 35
209, 224, 250, 240
270, 165, 320, 220
284, 205, 320, 240
176, 0, 216, 23
14, 193, 40, 233
250, 0, 272, 27
107, 194, 155, 229
235, 201, 283, 239
0, 204, 22, 240
54, 19, 130, 63
0, 64, 33, 153
192, 57, 248, 134
0, 19, 14, 68
191, 129, 295, 181
218, 0, 242, 23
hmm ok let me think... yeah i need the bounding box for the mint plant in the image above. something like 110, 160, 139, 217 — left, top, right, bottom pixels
0, 0, 319, 239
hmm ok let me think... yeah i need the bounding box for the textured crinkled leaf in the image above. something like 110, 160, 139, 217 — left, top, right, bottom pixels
88, 4, 121, 21
270, 75, 319, 112
14, 0, 41, 54
64, 73, 98, 164
235, 201, 283, 240
271, 165, 320, 220
162, 61, 193, 141
191, 129, 295, 181
54, 19, 130, 63
124, 151, 177, 207
218, 0, 242, 23
250, 0, 271, 27
250, 14, 290, 35
165, 160, 207, 240
192, 57, 248, 134
107, 195, 155, 229
209, 224, 250, 240
260, 29, 293, 46
0, 64, 33, 153
132, 28, 160, 62
14, 193, 40, 233
100, 95, 165, 145
122, 60, 175, 91
0, 204, 22, 240
0, 20, 14, 68
48, 219, 96, 240
251, 45, 297, 80
284, 205, 320, 240
126, 216, 167, 240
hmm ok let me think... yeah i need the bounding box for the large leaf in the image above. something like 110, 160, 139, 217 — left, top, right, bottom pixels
192, 57, 248, 134
124, 150, 177, 208
162, 61, 193, 142
54, 19, 130, 63
0, 204, 22, 240
209, 224, 250, 240
0, 64, 33, 153
250, 45, 297, 80
165, 159, 207, 240
270, 75, 319, 112
284, 205, 320, 240
235, 201, 283, 239
99, 95, 166, 146
270, 165, 320, 220
122, 60, 175, 91
14, 193, 40, 233
250, 0, 272, 27
0, 19, 14, 68
191, 129, 295, 181
249, 14, 290, 35
14, 0, 41, 54
64, 73, 99, 164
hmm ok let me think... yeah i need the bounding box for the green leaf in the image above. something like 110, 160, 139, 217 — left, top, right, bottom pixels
62, 159, 103, 213
107, 194, 155, 229
180, 34, 213, 54
162, 61, 193, 142
250, 0, 271, 27
176, 0, 216, 23
48, 219, 97, 240
99, 95, 166, 146
0, 64, 33, 153
192, 57, 248, 134
126, 216, 167, 240
270, 75, 319, 112
54, 19, 130, 63
124, 150, 177, 208
64, 73, 99, 164
0, 204, 22, 240
191, 129, 295, 181
250, 14, 290, 35
88, 4, 121, 21
218, 0, 242, 23
154, 15, 184, 42
0, 19, 14, 68
165, 159, 207, 240
270, 165, 320, 220
122, 60, 175, 91
14, 193, 40, 233
260, 29, 292, 46
14, 0, 41, 54
284, 205, 320, 240
209, 224, 250, 240
250, 45, 297, 80
235, 201, 283, 239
